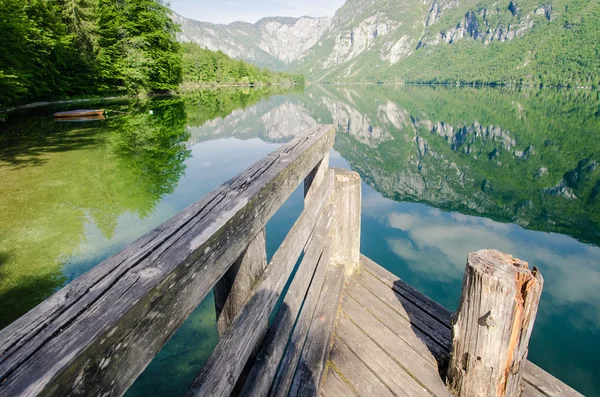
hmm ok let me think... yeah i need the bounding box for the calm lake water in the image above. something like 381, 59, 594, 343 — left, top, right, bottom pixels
1, 86, 599, 396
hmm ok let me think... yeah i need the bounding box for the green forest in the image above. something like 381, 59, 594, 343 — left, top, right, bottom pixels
181, 44, 304, 87
0, 0, 302, 108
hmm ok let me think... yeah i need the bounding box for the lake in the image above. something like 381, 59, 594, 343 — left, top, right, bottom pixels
0, 85, 599, 396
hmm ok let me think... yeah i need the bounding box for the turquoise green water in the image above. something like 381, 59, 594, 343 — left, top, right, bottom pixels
0, 86, 599, 396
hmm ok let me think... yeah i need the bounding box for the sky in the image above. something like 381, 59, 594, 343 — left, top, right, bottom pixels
169, 0, 347, 25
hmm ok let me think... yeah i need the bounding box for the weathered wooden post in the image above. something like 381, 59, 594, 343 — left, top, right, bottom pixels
214, 231, 268, 335
329, 168, 361, 277
446, 249, 544, 397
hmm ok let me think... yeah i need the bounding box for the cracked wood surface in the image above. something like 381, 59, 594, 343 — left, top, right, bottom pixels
0, 125, 335, 397
320, 255, 584, 397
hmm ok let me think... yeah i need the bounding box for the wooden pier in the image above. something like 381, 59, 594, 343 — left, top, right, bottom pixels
0, 125, 583, 397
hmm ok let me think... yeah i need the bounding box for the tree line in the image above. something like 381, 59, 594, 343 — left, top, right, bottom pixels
181, 43, 304, 87
0, 0, 302, 107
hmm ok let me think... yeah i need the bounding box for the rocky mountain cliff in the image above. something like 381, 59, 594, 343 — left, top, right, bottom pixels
175, 0, 599, 86
173, 13, 331, 71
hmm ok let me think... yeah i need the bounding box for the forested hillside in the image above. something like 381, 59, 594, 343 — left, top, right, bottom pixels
0, 0, 181, 106
295, 0, 600, 87
181, 44, 304, 87
0, 0, 304, 108
176, 0, 600, 87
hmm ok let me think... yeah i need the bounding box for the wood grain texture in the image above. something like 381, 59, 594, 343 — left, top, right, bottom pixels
214, 230, 268, 336
320, 367, 357, 397
340, 291, 452, 397
239, 205, 333, 397
304, 153, 330, 206
288, 264, 345, 397
358, 255, 582, 397
447, 250, 544, 397
0, 125, 335, 397
329, 169, 361, 277
185, 173, 334, 397
334, 314, 431, 397
268, 245, 334, 397
328, 339, 395, 397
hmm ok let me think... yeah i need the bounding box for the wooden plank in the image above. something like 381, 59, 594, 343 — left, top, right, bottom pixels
360, 255, 452, 324
521, 381, 548, 397
321, 367, 358, 397
0, 125, 335, 397
214, 230, 268, 335
327, 339, 395, 397
334, 314, 431, 397
288, 264, 345, 397
239, 205, 333, 397
358, 255, 582, 397
340, 294, 452, 397
521, 362, 584, 397
304, 153, 330, 205
348, 275, 450, 361
185, 175, 334, 397
267, 244, 334, 397
355, 271, 451, 350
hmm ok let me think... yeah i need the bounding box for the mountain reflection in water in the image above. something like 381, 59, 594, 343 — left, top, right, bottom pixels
0, 85, 598, 396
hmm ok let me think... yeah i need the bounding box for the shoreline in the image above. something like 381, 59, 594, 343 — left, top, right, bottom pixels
3, 81, 596, 113
1, 83, 301, 113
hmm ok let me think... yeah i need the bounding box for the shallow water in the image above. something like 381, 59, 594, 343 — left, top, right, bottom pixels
0, 86, 598, 396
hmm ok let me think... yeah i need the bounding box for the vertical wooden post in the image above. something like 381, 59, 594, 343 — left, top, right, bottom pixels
446, 249, 544, 397
329, 168, 361, 277
214, 230, 268, 336
304, 153, 329, 205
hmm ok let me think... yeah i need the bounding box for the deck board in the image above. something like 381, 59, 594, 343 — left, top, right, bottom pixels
321, 255, 584, 397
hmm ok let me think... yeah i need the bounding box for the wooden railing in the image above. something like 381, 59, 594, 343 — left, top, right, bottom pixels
0, 125, 362, 397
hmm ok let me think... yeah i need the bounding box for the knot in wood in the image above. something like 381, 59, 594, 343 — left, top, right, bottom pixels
478, 311, 496, 328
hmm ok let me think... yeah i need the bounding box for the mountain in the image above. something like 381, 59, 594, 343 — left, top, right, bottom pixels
173, 13, 331, 71
174, 0, 599, 86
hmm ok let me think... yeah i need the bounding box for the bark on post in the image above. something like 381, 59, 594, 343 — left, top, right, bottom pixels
214, 230, 268, 335
446, 249, 544, 397
329, 168, 361, 277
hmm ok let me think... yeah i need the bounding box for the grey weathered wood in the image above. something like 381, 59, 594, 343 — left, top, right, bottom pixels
340, 291, 452, 397
321, 368, 357, 397
355, 271, 450, 354
214, 230, 268, 335
328, 339, 396, 397
0, 125, 335, 397
304, 153, 330, 205
240, 204, 333, 397
349, 273, 449, 361
185, 173, 334, 397
521, 362, 584, 397
288, 264, 345, 397
268, 244, 334, 397
361, 255, 452, 325
329, 169, 361, 277
447, 250, 544, 397
334, 314, 431, 397
360, 255, 582, 397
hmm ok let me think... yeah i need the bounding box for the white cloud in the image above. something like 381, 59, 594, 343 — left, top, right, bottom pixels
384, 209, 600, 329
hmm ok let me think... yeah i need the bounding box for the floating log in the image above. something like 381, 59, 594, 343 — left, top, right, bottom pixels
53, 109, 105, 118
446, 249, 544, 397
54, 115, 106, 122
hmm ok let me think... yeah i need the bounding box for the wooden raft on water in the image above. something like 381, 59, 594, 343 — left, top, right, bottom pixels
0, 125, 583, 397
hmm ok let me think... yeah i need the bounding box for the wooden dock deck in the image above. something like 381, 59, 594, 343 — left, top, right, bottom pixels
322, 256, 582, 397
0, 125, 584, 397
